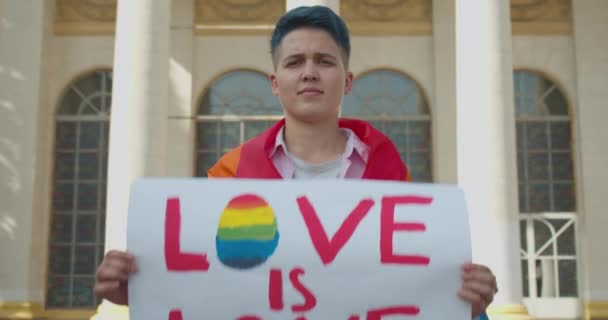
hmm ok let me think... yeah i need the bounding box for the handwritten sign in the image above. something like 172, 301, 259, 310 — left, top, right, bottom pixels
127, 179, 472, 319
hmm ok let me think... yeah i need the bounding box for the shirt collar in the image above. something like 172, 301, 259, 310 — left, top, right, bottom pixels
270, 125, 369, 163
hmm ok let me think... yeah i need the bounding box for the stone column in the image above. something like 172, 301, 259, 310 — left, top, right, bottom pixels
92, 1, 171, 319
572, 1, 608, 319
431, 0, 457, 184
167, 0, 195, 178
455, 1, 531, 319
0, 0, 49, 317
286, 0, 339, 13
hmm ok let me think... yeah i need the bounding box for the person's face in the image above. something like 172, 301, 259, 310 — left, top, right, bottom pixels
270, 28, 353, 123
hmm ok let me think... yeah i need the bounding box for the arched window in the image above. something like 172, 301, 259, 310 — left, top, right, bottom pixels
342, 69, 432, 182
47, 70, 112, 308
195, 70, 283, 176
515, 71, 575, 213
515, 70, 578, 301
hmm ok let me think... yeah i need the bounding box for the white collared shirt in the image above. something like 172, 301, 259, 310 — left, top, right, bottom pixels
268, 126, 369, 179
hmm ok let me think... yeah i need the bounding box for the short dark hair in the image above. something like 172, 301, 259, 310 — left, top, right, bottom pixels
270, 6, 351, 68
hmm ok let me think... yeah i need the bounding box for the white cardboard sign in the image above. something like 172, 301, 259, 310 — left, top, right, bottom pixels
127, 179, 472, 319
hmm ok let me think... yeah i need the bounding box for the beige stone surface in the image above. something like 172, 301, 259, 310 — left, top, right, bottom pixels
573, 0, 608, 302
0, 0, 46, 302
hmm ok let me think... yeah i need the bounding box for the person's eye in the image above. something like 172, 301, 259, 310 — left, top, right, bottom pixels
321, 60, 334, 65
285, 60, 299, 67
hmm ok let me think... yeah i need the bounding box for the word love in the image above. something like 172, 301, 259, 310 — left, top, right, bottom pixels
164, 195, 433, 319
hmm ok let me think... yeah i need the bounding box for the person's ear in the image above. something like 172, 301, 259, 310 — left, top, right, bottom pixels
344, 71, 354, 95
269, 74, 279, 96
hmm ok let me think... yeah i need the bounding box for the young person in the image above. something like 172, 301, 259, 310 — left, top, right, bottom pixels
95, 6, 497, 319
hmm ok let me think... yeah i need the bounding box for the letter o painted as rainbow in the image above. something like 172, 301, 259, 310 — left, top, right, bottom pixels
216, 194, 279, 269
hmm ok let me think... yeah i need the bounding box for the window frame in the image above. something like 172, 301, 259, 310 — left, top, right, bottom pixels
46, 69, 112, 310
514, 69, 581, 319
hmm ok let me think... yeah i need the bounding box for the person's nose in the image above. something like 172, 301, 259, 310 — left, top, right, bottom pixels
301, 60, 319, 82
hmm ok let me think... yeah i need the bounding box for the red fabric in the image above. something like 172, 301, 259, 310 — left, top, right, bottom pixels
233, 118, 409, 181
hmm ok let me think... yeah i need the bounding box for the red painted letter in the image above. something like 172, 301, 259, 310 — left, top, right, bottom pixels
269, 268, 283, 311
168, 309, 183, 320
380, 196, 432, 265
289, 267, 317, 312
367, 306, 421, 319
165, 197, 210, 271
236, 316, 262, 320
297, 197, 375, 265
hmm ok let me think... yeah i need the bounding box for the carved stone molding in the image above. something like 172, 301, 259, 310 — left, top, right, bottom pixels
341, 0, 432, 35
55, 0, 117, 35
52, 0, 573, 36
194, 0, 284, 35
511, 0, 572, 34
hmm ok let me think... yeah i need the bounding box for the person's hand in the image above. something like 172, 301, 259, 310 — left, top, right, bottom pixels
458, 263, 497, 319
94, 250, 138, 305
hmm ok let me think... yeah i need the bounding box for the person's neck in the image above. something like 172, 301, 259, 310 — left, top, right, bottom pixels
283, 116, 346, 164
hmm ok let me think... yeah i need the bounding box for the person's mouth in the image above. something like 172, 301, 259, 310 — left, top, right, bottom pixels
298, 87, 324, 96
